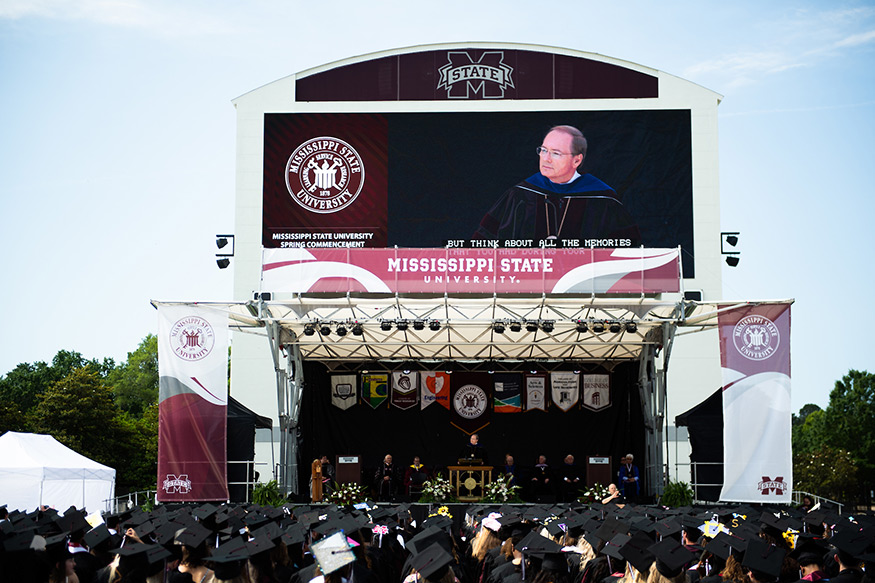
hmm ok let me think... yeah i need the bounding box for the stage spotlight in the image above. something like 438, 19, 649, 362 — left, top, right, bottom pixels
540, 321, 554, 333
216, 258, 230, 269
592, 321, 605, 333
575, 320, 588, 333
396, 319, 409, 331
625, 321, 638, 333
216, 237, 228, 249
525, 321, 539, 333
413, 319, 425, 331
429, 320, 441, 331
319, 324, 331, 336
336, 325, 347, 337
493, 322, 506, 334
303, 325, 315, 336
352, 323, 364, 336
725, 256, 740, 267
509, 321, 522, 333
609, 321, 621, 334
726, 235, 738, 247
380, 321, 392, 331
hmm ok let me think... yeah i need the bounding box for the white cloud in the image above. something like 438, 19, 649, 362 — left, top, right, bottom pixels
0, 0, 238, 36
682, 5, 875, 90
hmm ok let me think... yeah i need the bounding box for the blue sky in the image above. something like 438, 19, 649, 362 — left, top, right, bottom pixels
1, 0, 873, 411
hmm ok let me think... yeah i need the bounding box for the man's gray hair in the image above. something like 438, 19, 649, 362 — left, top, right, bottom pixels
549, 125, 588, 158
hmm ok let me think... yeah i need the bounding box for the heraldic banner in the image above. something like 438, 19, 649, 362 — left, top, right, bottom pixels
450, 373, 492, 435
157, 305, 229, 502
718, 303, 792, 503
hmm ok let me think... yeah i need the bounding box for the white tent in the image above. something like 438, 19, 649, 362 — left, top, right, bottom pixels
0, 432, 116, 513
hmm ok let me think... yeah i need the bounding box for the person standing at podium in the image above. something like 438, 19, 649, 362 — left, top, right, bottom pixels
460, 433, 489, 464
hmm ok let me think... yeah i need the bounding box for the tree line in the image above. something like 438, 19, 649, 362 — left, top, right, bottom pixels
792, 369, 875, 505
0, 336, 160, 493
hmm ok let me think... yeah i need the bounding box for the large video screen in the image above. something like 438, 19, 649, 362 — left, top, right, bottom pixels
263, 110, 694, 275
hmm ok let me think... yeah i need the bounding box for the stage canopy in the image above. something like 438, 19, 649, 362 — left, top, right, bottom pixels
153, 296, 786, 495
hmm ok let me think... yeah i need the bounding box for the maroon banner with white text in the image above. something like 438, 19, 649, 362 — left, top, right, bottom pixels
262, 247, 679, 295
718, 303, 792, 502
157, 305, 229, 502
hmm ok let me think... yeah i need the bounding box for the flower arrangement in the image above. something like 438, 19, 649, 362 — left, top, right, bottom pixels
579, 483, 611, 503
325, 482, 369, 506
482, 475, 523, 503
419, 474, 457, 503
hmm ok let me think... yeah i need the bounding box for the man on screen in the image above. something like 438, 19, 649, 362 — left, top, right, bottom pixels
474, 125, 640, 245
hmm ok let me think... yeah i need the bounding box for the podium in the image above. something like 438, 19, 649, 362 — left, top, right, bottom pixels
448, 465, 493, 501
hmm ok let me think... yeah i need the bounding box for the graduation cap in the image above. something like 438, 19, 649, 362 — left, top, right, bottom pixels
84, 523, 114, 549
518, 530, 561, 554
423, 515, 453, 531
648, 538, 697, 578
248, 534, 277, 558
209, 538, 251, 579
175, 522, 212, 548
2, 531, 41, 553
56, 509, 91, 534
602, 533, 631, 560
594, 518, 630, 543
311, 530, 356, 575
283, 524, 307, 546
654, 517, 682, 538
829, 528, 873, 561
742, 537, 786, 580
407, 527, 454, 556
410, 542, 455, 581
192, 503, 219, 521
707, 531, 749, 560
541, 551, 571, 573
619, 531, 657, 575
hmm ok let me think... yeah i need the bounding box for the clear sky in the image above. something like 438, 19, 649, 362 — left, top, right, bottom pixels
1, 0, 873, 412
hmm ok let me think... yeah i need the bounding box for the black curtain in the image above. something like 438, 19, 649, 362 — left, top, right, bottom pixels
227, 397, 273, 503
675, 388, 723, 501
298, 360, 646, 500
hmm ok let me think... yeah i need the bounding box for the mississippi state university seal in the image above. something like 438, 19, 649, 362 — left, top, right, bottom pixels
169, 316, 215, 362
285, 136, 365, 214
733, 315, 779, 361
453, 384, 488, 419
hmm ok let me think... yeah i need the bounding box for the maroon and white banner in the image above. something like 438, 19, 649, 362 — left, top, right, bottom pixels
718, 303, 792, 502
262, 247, 679, 295
391, 371, 419, 410
157, 305, 229, 502
582, 374, 611, 412
450, 373, 491, 435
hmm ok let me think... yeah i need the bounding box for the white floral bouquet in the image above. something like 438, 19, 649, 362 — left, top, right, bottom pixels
325, 482, 369, 506
482, 475, 523, 503
579, 483, 611, 503
419, 474, 457, 503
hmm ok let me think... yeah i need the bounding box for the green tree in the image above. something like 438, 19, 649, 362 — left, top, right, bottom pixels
793, 445, 859, 502
0, 350, 113, 415
792, 403, 821, 427
820, 370, 875, 483
31, 368, 124, 465
108, 335, 158, 416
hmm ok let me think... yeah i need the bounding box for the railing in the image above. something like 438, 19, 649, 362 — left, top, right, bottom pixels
792, 490, 844, 514
106, 461, 271, 512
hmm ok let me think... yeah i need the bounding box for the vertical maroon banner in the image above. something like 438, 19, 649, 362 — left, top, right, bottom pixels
450, 372, 492, 435
157, 306, 229, 502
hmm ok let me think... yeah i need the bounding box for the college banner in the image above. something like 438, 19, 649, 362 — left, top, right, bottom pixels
718, 303, 792, 503
551, 372, 580, 412
582, 374, 611, 411
525, 374, 547, 411
391, 371, 419, 410
262, 247, 680, 295
331, 375, 357, 410
450, 373, 492, 435
157, 305, 229, 502
493, 373, 522, 413
361, 373, 389, 409
421, 371, 451, 410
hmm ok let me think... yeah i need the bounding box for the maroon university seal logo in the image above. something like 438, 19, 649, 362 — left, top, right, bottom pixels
285, 136, 365, 214
733, 315, 780, 361
170, 316, 215, 361
453, 384, 488, 419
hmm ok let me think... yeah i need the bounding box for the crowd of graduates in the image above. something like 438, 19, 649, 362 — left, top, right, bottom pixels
0, 496, 873, 583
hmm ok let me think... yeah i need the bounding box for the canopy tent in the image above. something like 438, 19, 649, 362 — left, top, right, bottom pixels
152, 297, 788, 496
0, 432, 116, 513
